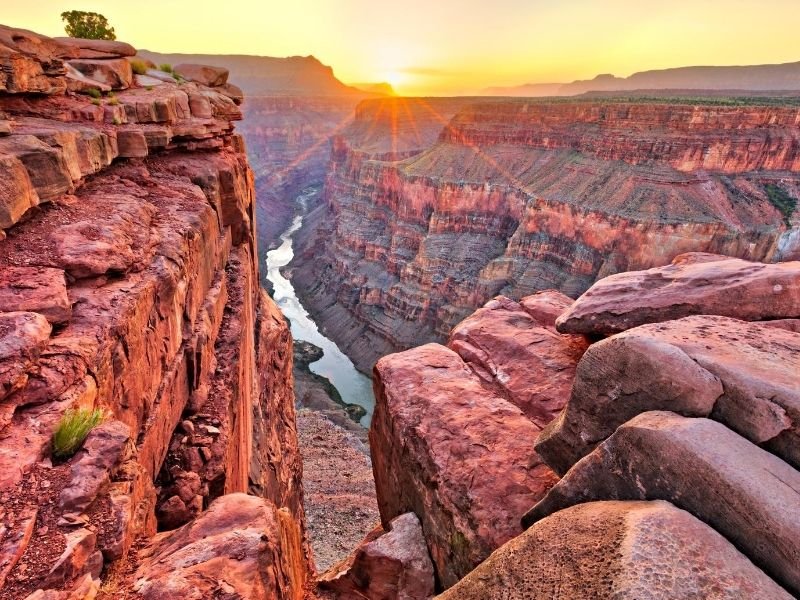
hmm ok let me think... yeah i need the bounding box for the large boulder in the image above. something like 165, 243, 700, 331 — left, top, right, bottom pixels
371, 344, 558, 589
524, 412, 800, 596
0, 311, 51, 403
53, 38, 136, 59
0, 151, 39, 231
318, 512, 435, 600
173, 63, 229, 87
66, 58, 133, 90
556, 253, 800, 335
447, 295, 588, 428
0, 266, 71, 325
0, 25, 75, 94
133, 494, 307, 600
536, 315, 800, 474
439, 500, 792, 600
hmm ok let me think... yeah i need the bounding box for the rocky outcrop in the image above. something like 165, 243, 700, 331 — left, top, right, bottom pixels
370, 290, 588, 588
370, 254, 799, 595
537, 314, 800, 474
317, 512, 434, 600
0, 25, 308, 600
526, 412, 800, 595
293, 97, 800, 372
556, 252, 800, 334
440, 501, 793, 600
133, 493, 307, 600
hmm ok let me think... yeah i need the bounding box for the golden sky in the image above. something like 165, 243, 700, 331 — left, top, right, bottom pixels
5, 0, 799, 95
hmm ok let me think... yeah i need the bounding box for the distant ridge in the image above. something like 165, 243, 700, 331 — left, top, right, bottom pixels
138, 50, 383, 97
483, 60, 800, 97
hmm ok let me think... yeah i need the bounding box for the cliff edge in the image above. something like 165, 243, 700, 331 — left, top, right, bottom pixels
0, 25, 308, 599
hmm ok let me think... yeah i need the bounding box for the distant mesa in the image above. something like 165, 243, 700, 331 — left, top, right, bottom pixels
349, 81, 395, 96
137, 50, 385, 97
483, 60, 800, 96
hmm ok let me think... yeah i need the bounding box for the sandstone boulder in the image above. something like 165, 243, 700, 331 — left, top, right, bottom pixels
133, 493, 307, 600
143, 69, 178, 84
440, 500, 792, 600
53, 38, 136, 59
371, 344, 558, 588
556, 253, 800, 335
173, 63, 229, 87
0, 134, 73, 201
448, 295, 588, 428
524, 412, 800, 596
43, 528, 102, 588
0, 311, 51, 403
59, 420, 131, 516
219, 82, 244, 105
64, 63, 111, 94
66, 58, 133, 90
0, 25, 75, 94
318, 512, 435, 600
536, 315, 800, 474
51, 194, 156, 278
0, 151, 39, 230
519, 289, 574, 328
0, 266, 71, 324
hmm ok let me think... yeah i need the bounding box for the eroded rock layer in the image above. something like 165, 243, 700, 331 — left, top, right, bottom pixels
0, 26, 308, 599
294, 96, 800, 372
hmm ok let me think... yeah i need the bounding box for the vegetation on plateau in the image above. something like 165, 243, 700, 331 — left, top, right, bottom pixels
765, 184, 797, 226
61, 10, 116, 40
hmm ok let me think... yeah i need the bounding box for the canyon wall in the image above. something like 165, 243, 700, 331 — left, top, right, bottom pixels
294, 96, 800, 372
0, 26, 308, 599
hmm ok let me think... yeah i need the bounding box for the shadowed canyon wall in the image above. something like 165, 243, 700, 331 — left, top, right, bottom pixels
293, 96, 800, 372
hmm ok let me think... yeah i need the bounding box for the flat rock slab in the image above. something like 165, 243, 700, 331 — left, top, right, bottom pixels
440, 500, 792, 600
133, 493, 306, 600
536, 315, 800, 474
447, 295, 588, 428
173, 63, 228, 87
371, 343, 558, 589
525, 412, 800, 596
519, 289, 575, 328
53, 37, 136, 59
556, 253, 800, 335
0, 266, 71, 324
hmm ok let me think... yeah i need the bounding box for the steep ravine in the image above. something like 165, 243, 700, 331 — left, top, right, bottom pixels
293, 96, 800, 373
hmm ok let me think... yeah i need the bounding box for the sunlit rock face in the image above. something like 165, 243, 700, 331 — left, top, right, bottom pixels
293, 97, 800, 372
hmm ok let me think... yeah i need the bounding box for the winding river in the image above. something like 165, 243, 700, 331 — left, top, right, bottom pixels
265, 191, 375, 426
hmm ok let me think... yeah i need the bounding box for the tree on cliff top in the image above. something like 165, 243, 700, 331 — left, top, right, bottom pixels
61, 10, 116, 40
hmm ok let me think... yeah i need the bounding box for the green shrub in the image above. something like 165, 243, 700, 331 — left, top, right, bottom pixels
146, 85, 154, 91
52, 407, 106, 459
86, 87, 102, 99
108, 96, 119, 106
91, 97, 101, 106
130, 59, 148, 76
765, 184, 797, 226
159, 63, 173, 73
61, 10, 115, 40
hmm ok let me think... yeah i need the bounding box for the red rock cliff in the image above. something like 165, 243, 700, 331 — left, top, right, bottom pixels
0, 25, 308, 599
294, 96, 800, 372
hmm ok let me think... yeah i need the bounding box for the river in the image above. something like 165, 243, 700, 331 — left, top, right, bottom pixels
265, 191, 375, 426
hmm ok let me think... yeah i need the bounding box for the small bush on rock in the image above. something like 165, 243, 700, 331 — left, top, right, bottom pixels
86, 87, 102, 99
130, 59, 148, 76
53, 407, 106, 459
159, 63, 173, 73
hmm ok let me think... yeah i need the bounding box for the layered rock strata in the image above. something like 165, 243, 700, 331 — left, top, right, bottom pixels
371, 256, 800, 596
294, 96, 800, 372
0, 26, 308, 599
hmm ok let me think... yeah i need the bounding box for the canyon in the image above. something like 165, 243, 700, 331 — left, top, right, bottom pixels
1, 20, 800, 600
293, 95, 800, 372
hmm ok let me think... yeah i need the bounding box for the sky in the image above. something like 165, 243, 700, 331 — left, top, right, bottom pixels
5, 0, 800, 95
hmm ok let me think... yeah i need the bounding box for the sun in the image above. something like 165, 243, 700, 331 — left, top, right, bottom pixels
383, 71, 405, 88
